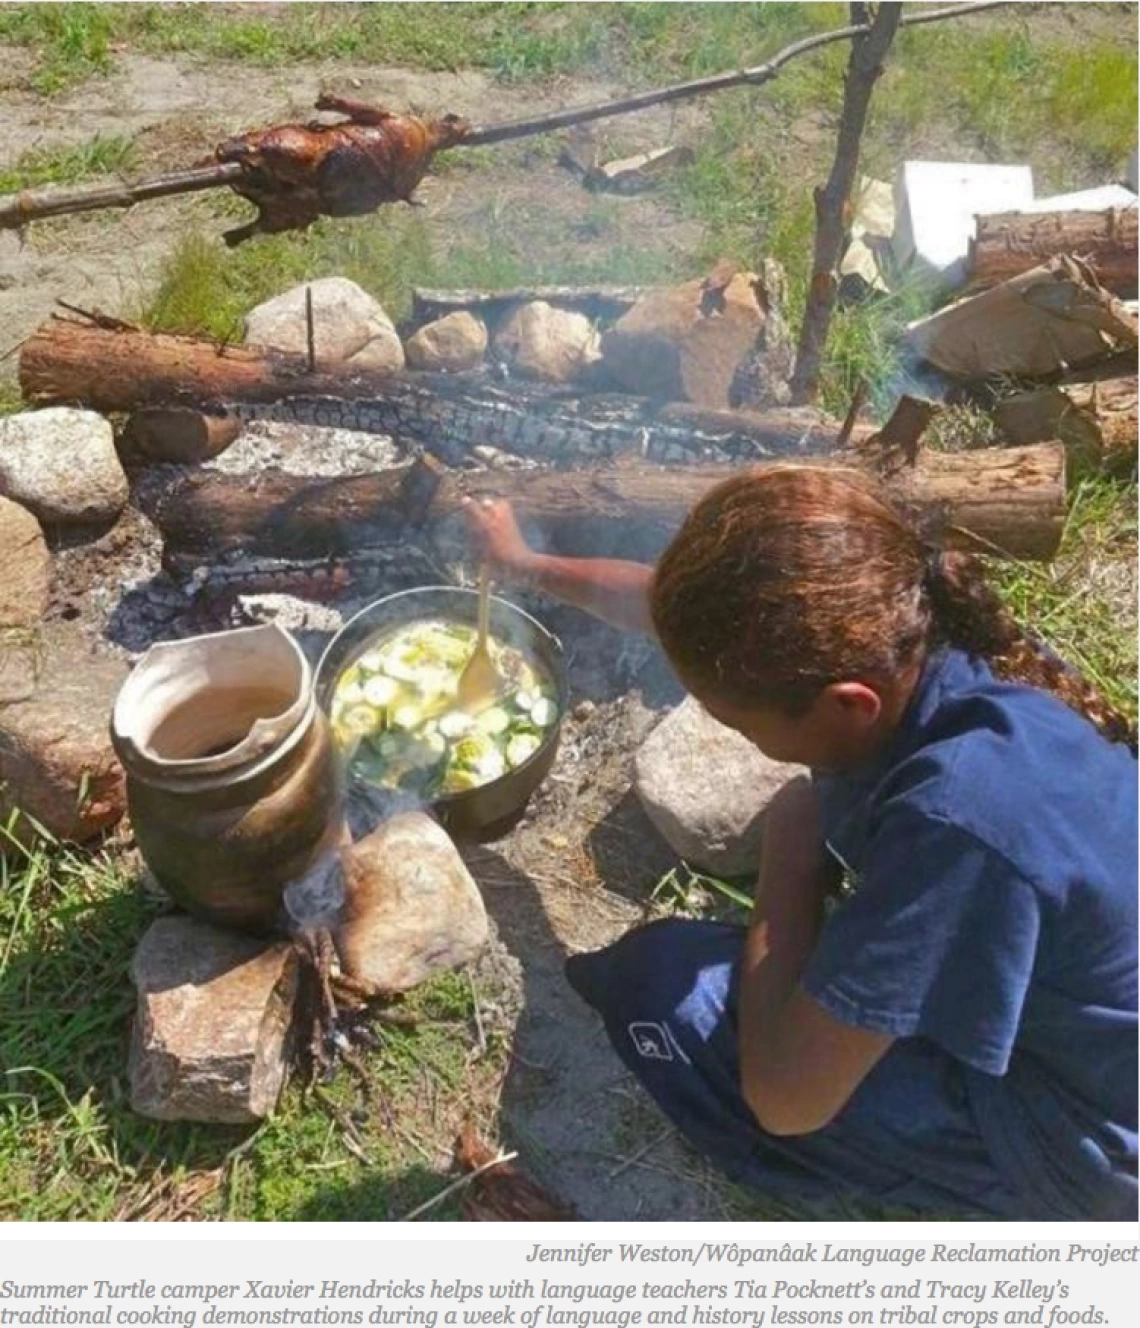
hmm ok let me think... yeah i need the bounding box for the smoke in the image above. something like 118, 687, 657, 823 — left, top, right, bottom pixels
343, 780, 437, 842
878, 339, 955, 411
283, 847, 346, 932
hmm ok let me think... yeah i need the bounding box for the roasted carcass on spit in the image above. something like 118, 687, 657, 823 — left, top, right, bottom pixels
214, 93, 470, 246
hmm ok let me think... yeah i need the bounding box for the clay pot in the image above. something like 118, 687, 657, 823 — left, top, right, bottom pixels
111, 625, 344, 935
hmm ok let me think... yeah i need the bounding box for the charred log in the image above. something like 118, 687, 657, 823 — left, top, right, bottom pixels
143, 444, 1067, 573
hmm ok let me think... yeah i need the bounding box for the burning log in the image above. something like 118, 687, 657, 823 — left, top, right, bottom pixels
969, 207, 1139, 295
21, 316, 845, 467
145, 443, 1067, 573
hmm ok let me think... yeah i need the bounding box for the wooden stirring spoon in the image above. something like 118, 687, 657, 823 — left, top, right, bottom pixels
455, 565, 506, 711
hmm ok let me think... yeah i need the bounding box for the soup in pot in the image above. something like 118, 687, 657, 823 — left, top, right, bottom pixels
330, 618, 560, 799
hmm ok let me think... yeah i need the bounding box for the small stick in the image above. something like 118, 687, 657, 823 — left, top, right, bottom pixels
314, 1088, 372, 1161
837, 379, 868, 446
606, 1126, 675, 1181
305, 285, 316, 372
468, 971, 486, 1056
400, 1150, 518, 1222
55, 298, 139, 332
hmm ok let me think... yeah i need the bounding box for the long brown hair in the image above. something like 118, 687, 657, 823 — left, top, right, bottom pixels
650, 467, 1136, 751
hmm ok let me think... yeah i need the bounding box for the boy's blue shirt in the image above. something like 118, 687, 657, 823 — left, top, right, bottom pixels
807, 647, 1138, 1219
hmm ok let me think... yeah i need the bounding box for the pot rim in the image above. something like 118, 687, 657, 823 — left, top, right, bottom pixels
112, 623, 317, 789
314, 584, 568, 806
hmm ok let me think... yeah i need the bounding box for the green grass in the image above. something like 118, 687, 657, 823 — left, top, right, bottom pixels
0, 818, 502, 1221
140, 214, 435, 340
141, 192, 680, 340
989, 476, 1138, 724
0, 133, 136, 193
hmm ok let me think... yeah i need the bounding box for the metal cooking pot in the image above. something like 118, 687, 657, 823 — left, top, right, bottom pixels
314, 586, 568, 841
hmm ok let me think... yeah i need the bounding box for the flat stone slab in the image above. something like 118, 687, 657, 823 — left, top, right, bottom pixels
335, 811, 489, 994
129, 915, 298, 1124
634, 695, 808, 877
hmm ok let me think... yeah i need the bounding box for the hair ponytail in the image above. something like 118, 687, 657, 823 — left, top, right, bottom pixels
925, 551, 1137, 754
650, 467, 1135, 755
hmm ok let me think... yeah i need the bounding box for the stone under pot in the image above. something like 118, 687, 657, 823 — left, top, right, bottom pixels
111, 623, 344, 935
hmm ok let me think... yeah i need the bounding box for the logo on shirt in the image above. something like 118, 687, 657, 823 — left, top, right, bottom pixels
627, 1021, 691, 1065
825, 838, 861, 897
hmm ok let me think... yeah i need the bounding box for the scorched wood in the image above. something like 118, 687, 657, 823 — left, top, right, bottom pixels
145, 444, 1066, 573
969, 208, 1139, 295
19, 316, 844, 466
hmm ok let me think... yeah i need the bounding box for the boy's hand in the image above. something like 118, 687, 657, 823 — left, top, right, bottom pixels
461, 496, 533, 578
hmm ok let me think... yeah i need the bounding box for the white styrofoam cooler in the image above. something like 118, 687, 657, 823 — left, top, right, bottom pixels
892, 161, 1035, 286
1018, 184, 1138, 213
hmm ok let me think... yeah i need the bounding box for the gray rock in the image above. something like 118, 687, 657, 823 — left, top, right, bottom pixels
0, 408, 128, 525
493, 301, 601, 383
0, 623, 127, 849
405, 311, 488, 372
335, 812, 489, 993
0, 495, 49, 630
244, 277, 405, 372
634, 696, 808, 876
129, 916, 298, 1123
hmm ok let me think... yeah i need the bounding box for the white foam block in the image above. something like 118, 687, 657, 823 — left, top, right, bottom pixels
1013, 184, 1138, 213
893, 160, 1034, 285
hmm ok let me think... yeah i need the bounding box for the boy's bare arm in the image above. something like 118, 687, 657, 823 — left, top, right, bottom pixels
463, 497, 655, 635
737, 777, 894, 1136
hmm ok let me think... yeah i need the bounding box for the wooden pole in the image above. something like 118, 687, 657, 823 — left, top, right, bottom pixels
790, 3, 903, 404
